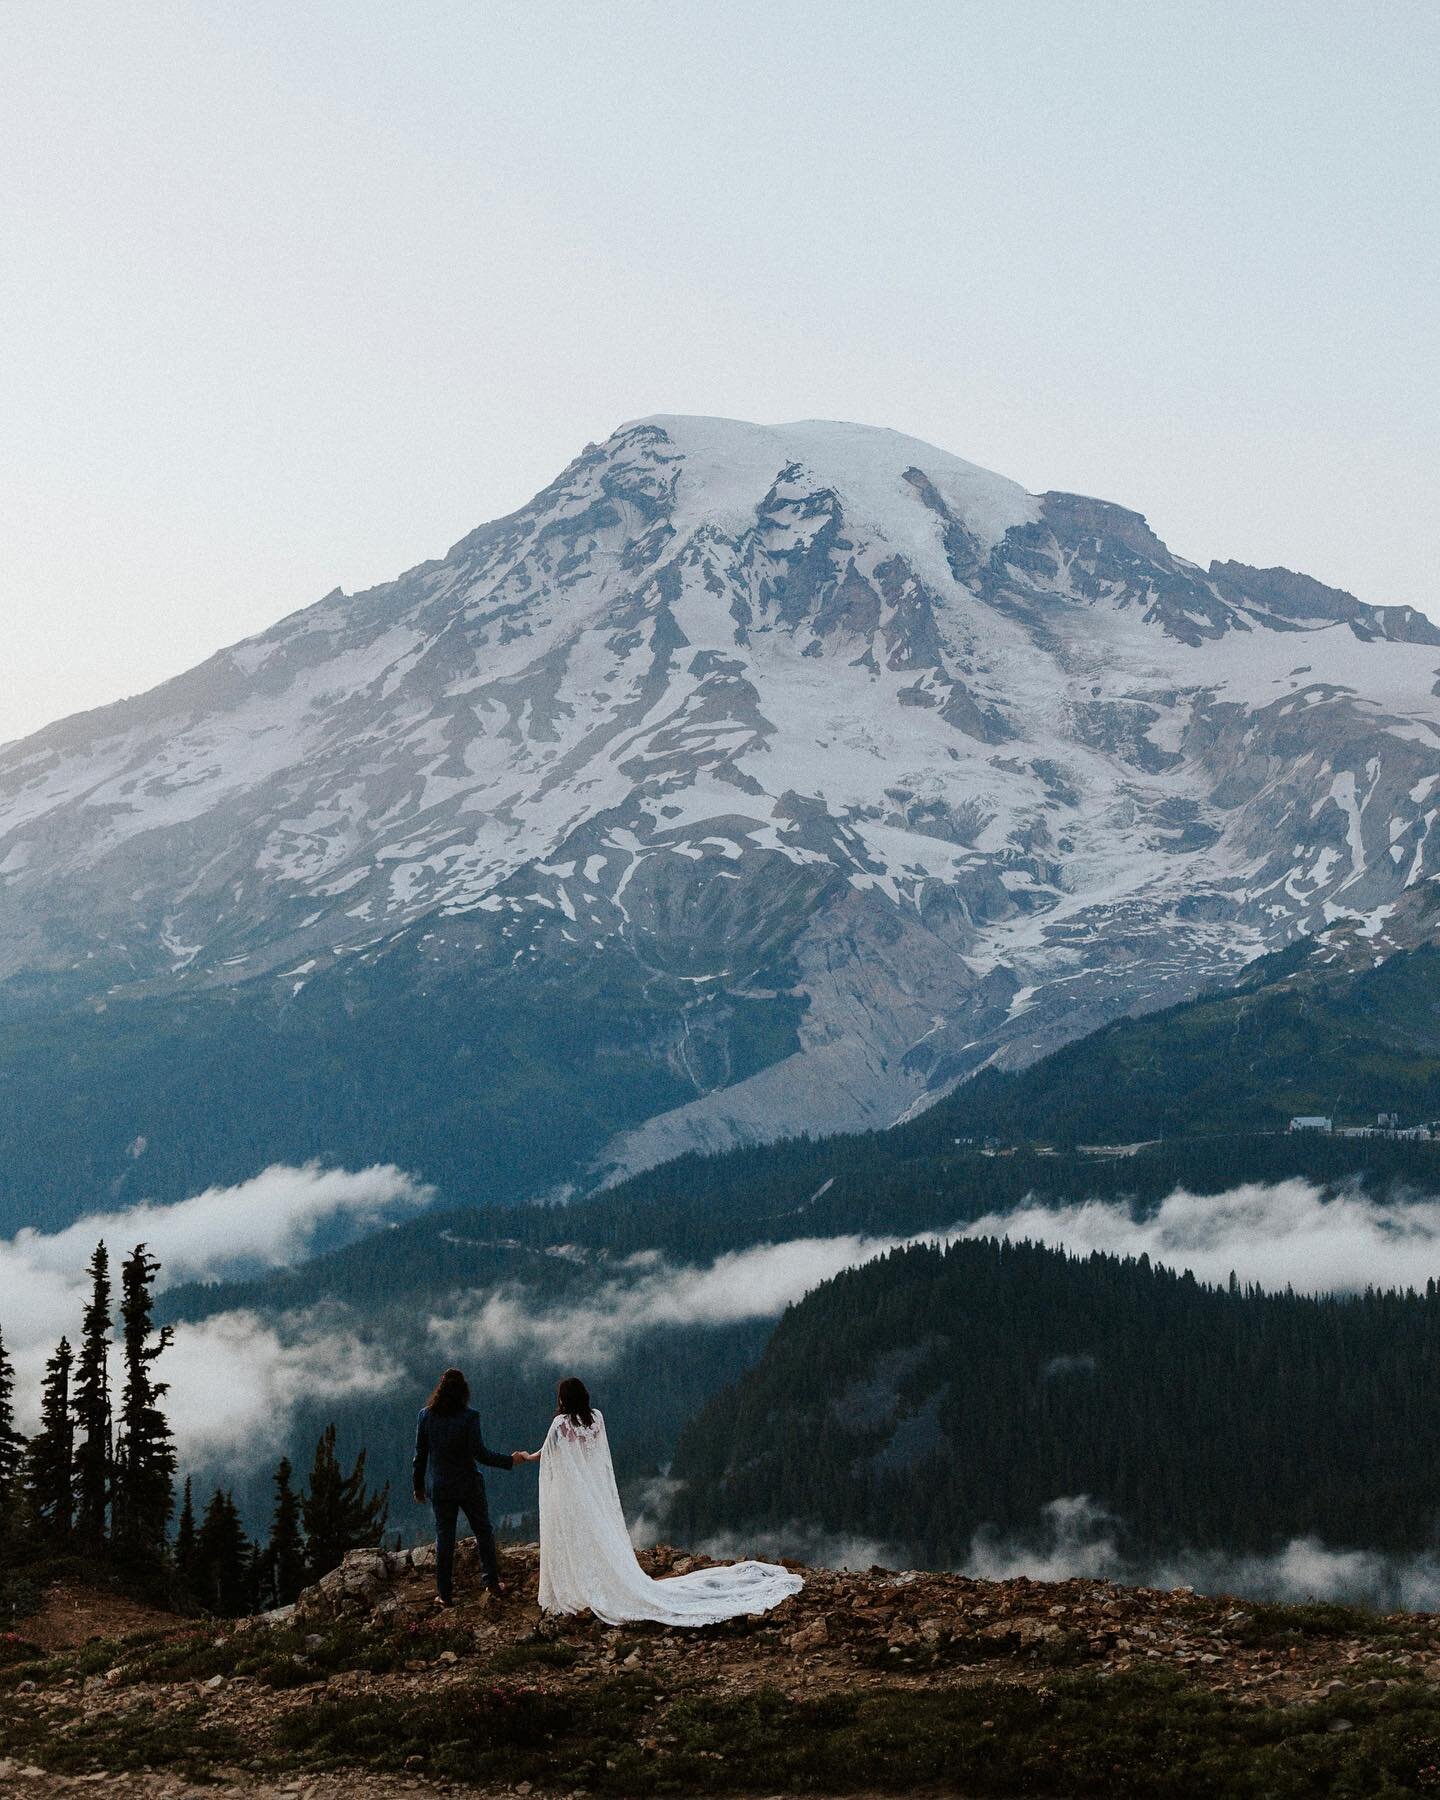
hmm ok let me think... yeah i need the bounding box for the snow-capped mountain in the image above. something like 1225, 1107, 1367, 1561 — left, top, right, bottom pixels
4, 415, 1439, 1197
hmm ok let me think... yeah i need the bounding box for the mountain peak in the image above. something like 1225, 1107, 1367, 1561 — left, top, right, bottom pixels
609, 413, 1039, 552
3, 416, 1440, 1222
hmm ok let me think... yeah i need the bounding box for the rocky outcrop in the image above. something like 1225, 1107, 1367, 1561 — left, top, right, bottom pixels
8, 1543, 1440, 1795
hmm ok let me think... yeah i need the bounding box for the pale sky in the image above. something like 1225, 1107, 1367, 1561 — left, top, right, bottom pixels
2, 1, 1436, 743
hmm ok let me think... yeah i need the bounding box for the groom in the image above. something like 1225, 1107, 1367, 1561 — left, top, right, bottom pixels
412, 1366, 520, 1606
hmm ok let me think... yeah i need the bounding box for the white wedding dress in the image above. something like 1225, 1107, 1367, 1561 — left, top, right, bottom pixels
537, 1409, 803, 1625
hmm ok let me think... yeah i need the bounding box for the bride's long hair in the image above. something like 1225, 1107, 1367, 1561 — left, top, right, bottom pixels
556, 1376, 594, 1429
427, 1367, 470, 1416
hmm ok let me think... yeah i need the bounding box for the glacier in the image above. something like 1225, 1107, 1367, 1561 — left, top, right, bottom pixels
2, 413, 1438, 1201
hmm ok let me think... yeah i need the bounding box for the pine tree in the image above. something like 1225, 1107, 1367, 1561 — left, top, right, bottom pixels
300, 1424, 388, 1581
25, 1337, 74, 1545
0, 1323, 27, 1555
111, 1244, 175, 1564
193, 1489, 251, 1616
242, 1537, 266, 1617
71, 1242, 112, 1557
175, 1476, 197, 1588
263, 1457, 306, 1607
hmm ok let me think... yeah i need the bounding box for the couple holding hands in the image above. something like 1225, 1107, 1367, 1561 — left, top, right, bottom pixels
412, 1367, 802, 1626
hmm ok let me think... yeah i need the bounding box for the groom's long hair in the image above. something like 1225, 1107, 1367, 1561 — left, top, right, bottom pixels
556, 1377, 594, 1429
427, 1368, 470, 1416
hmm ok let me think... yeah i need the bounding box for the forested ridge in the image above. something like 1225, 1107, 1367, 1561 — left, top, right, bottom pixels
668, 1236, 1440, 1564
938, 937, 1440, 1146
157, 1128, 1440, 1539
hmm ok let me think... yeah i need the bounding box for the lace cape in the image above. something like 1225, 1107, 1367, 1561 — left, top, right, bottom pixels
536, 1409, 803, 1627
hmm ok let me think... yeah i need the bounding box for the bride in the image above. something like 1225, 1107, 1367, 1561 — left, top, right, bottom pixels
514, 1377, 803, 1626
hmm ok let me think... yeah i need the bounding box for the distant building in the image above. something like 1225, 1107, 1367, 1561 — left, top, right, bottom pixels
1378, 1112, 1400, 1129
1289, 1115, 1332, 1133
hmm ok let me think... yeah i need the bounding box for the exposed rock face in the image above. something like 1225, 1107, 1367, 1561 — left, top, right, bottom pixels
1, 415, 1438, 1201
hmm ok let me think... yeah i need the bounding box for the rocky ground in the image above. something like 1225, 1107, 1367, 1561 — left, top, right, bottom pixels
6, 1543, 1440, 1796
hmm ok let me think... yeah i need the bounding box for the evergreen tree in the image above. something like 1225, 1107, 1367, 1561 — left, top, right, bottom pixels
111, 1244, 175, 1564
243, 1538, 267, 1617
193, 1489, 251, 1616
174, 1476, 197, 1588
300, 1424, 388, 1581
0, 1324, 27, 1556
24, 1337, 74, 1546
263, 1457, 306, 1607
71, 1242, 112, 1556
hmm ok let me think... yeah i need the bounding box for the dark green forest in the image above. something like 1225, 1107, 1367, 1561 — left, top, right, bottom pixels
17, 918, 1440, 1562
0, 927, 802, 1236
158, 1129, 1440, 1543
667, 1235, 1440, 1564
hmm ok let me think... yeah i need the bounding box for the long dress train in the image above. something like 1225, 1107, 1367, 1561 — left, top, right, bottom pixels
537, 1409, 803, 1626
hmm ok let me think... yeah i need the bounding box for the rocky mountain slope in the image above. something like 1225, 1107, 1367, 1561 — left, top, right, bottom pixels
4, 415, 1440, 1214
6, 1543, 1440, 1796
941, 930, 1440, 1145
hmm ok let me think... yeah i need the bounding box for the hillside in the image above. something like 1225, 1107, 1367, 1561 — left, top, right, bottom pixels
154, 1126, 1440, 1536
6, 415, 1440, 1229
6, 1542, 1440, 1796
665, 1236, 1440, 1566
937, 927, 1440, 1146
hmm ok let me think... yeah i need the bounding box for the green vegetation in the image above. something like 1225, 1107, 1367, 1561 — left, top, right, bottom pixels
940, 937, 1440, 1146
669, 1236, 1440, 1563
0, 1238, 387, 1622
151, 1114, 1440, 1543
0, 931, 805, 1237
11, 1660, 1440, 1797
9, 1591, 1440, 1795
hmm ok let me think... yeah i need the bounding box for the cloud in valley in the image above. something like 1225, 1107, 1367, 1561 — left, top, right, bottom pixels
0, 1162, 428, 1454
429, 1230, 951, 1368
9, 1169, 1440, 1500
162, 1306, 406, 1462
960, 1179, 1440, 1297
965, 1495, 1440, 1612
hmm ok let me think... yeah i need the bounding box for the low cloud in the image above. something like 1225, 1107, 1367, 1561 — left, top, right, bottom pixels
0, 1163, 428, 1457
6, 1161, 430, 1302
430, 1230, 949, 1369
627, 1477, 900, 1573
691, 1524, 901, 1574
965, 1495, 1440, 1611
431, 1179, 1440, 1380
962, 1179, 1440, 1296
163, 1306, 406, 1462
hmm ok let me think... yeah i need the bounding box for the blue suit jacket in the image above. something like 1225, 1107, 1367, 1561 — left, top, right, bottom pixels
412, 1405, 513, 1501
